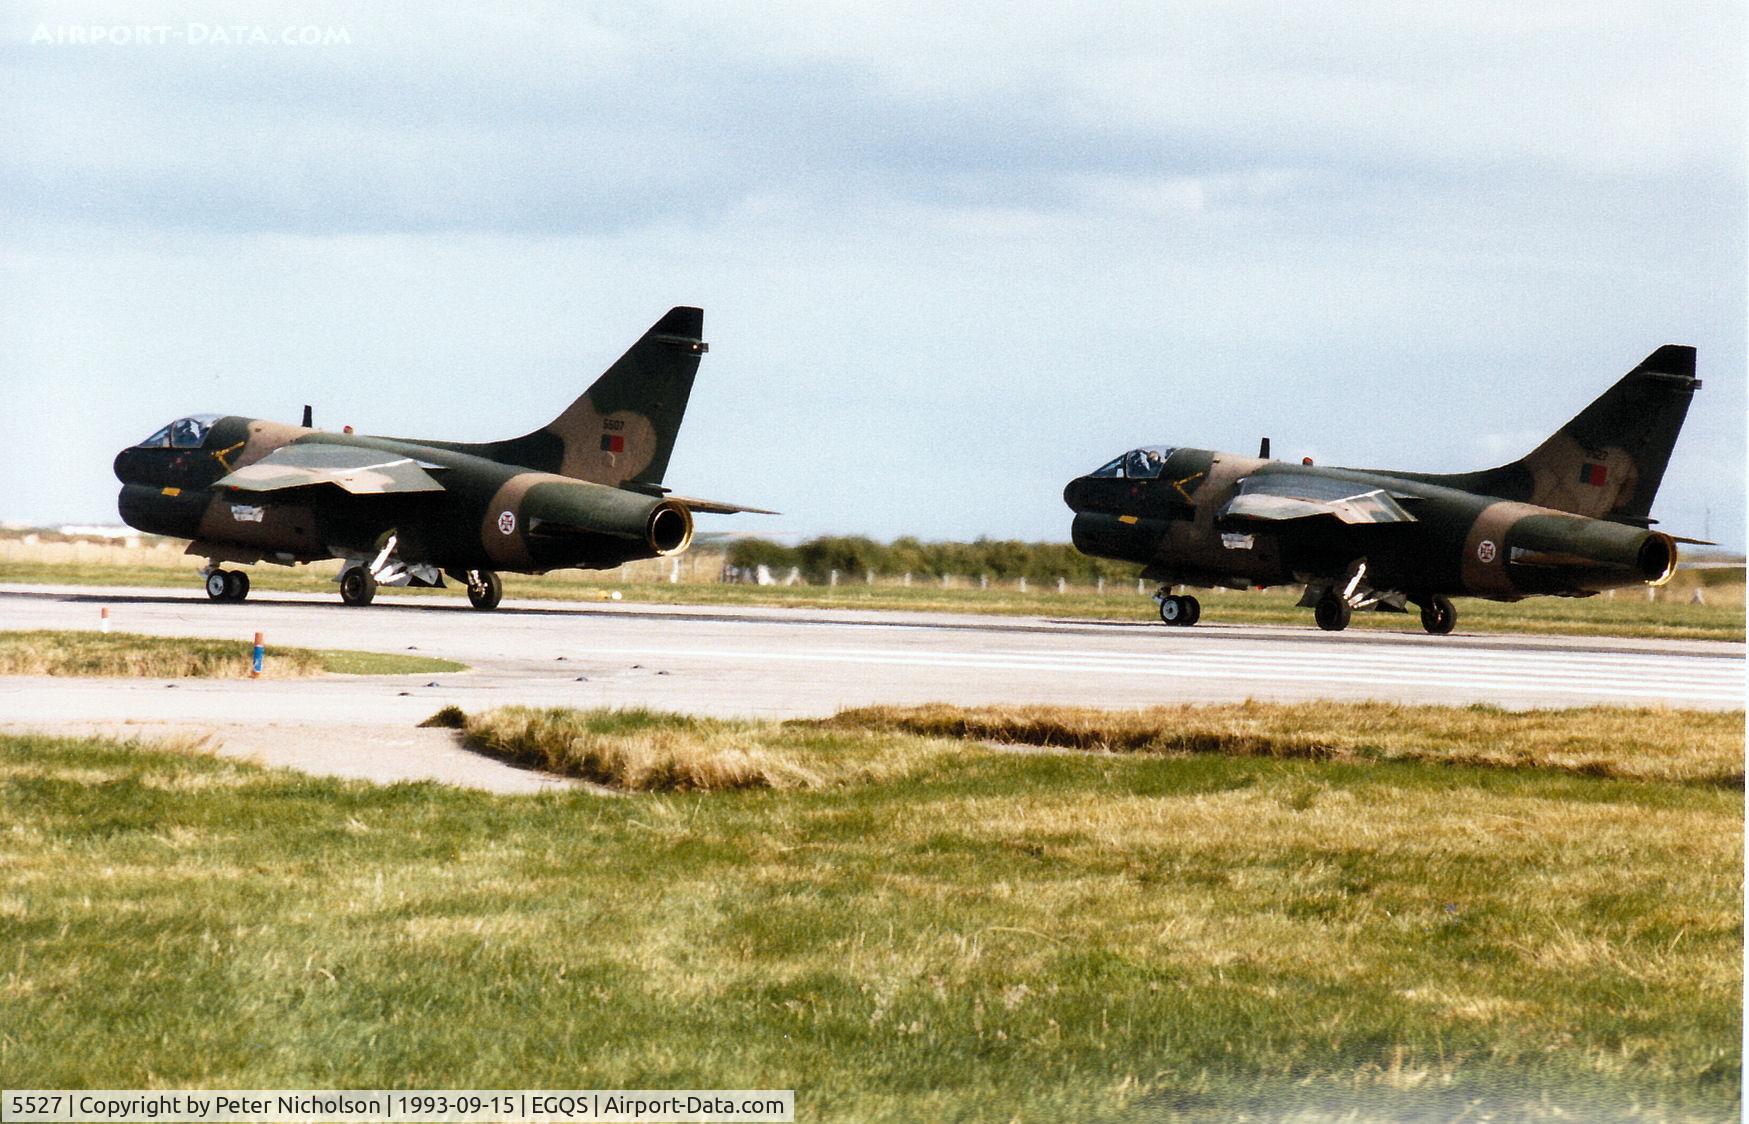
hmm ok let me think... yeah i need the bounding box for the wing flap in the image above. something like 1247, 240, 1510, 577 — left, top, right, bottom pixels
216, 444, 447, 495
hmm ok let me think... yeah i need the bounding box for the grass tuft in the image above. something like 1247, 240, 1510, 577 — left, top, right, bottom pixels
420, 705, 469, 729
0, 630, 465, 678
819, 701, 1747, 787
458, 706, 959, 791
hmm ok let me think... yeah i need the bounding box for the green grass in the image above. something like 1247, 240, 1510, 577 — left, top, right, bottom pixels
0, 630, 465, 677
2, 558, 1740, 641
310, 649, 467, 676
0, 709, 1739, 1120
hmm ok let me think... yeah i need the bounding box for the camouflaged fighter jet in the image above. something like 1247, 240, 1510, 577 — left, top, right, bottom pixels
113, 307, 771, 609
1064, 346, 1707, 634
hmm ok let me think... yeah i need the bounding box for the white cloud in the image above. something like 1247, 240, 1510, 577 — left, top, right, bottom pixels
0, 1, 1741, 544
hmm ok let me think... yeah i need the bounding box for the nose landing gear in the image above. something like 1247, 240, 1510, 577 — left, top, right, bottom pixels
202, 567, 250, 602
1153, 588, 1202, 626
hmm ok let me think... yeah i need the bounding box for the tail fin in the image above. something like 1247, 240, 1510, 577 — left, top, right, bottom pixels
487, 307, 708, 487
1439, 346, 1701, 525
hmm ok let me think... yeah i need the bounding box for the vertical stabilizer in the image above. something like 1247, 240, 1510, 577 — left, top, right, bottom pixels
1422, 346, 1700, 525
482, 307, 709, 487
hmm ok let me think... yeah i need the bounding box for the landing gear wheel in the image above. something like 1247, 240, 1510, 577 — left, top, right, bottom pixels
1181, 595, 1201, 625
466, 569, 503, 611
204, 571, 229, 601
340, 567, 377, 607
223, 570, 249, 602
1420, 595, 1456, 635
1314, 594, 1352, 632
1159, 595, 1188, 625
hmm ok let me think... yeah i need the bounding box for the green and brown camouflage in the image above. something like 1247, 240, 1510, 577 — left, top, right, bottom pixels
1064, 346, 1703, 633
114, 308, 769, 608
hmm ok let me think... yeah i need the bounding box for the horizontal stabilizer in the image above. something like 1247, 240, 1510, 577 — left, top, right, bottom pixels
666, 494, 780, 516
216, 444, 447, 495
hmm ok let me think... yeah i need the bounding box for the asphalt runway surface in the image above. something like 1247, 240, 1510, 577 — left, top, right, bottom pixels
2, 584, 1742, 788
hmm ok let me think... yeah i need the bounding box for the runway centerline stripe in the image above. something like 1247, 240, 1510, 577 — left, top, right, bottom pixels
583, 646, 1741, 703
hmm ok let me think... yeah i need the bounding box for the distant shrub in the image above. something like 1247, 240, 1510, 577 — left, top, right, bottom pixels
723, 536, 1141, 584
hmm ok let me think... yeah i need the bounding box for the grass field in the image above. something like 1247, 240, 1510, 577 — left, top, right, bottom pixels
2, 705, 1739, 1120
2, 535, 1742, 640
0, 630, 465, 677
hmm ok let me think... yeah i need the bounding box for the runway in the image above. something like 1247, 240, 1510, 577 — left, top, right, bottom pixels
2, 583, 1741, 723
3, 582, 1740, 789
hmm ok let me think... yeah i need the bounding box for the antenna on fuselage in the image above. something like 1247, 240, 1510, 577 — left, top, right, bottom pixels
1258, 437, 1271, 459
301, 404, 313, 428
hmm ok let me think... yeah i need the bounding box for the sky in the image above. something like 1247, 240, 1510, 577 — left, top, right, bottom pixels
2, 1, 1744, 548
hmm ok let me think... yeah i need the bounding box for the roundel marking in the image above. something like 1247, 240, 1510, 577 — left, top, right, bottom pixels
1476, 539, 1497, 564
497, 510, 516, 536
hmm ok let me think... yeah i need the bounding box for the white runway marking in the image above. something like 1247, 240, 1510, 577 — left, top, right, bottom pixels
1, 586, 1742, 714
583, 643, 1745, 706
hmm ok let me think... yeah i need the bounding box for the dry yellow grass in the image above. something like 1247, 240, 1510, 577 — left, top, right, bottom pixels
820, 701, 1747, 787
456, 706, 962, 791
0, 629, 322, 678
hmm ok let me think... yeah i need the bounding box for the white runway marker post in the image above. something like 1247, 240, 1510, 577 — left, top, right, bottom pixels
100, 607, 110, 634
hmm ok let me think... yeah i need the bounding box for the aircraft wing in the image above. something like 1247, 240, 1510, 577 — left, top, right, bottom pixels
215, 444, 447, 495
1219, 475, 1416, 526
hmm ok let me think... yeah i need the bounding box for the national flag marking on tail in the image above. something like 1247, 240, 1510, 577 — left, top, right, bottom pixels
600, 434, 625, 453
1580, 462, 1608, 486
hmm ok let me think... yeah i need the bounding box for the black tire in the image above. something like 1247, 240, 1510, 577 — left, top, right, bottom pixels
340, 568, 377, 607
466, 569, 503, 611
1158, 595, 1187, 625
1314, 594, 1352, 632
1420, 595, 1456, 635
223, 570, 249, 602
1182, 595, 1201, 625
204, 571, 229, 601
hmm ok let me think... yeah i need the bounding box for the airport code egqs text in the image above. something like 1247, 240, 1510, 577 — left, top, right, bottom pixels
1, 1091, 794, 1123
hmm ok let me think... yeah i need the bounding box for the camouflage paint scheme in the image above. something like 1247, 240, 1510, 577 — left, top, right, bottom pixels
1063, 346, 1703, 633
113, 308, 770, 607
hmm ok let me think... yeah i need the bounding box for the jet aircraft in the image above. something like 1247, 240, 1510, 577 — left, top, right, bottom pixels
114, 307, 770, 609
1063, 346, 1705, 633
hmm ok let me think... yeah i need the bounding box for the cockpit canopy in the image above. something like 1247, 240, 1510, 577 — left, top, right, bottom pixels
135, 414, 221, 450
1088, 446, 1177, 480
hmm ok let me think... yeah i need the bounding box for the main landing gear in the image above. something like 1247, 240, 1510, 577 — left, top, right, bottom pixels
202, 568, 250, 603
464, 569, 503, 611
1313, 592, 1351, 632
334, 554, 503, 611
1305, 559, 1460, 635
1417, 594, 1457, 635
339, 566, 377, 607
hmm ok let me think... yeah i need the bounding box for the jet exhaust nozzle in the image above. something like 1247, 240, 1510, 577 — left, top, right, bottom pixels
648, 501, 693, 556
1637, 532, 1677, 586
1503, 517, 1682, 595
522, 482, 695, 566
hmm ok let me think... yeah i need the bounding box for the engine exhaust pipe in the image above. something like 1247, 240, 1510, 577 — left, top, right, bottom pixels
1638, 531, 1677, 586
648, 501, 693, 556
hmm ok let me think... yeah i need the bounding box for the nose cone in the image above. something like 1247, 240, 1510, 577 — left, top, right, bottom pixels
113, 446, 141, 484
1063, 476, 1088, 511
